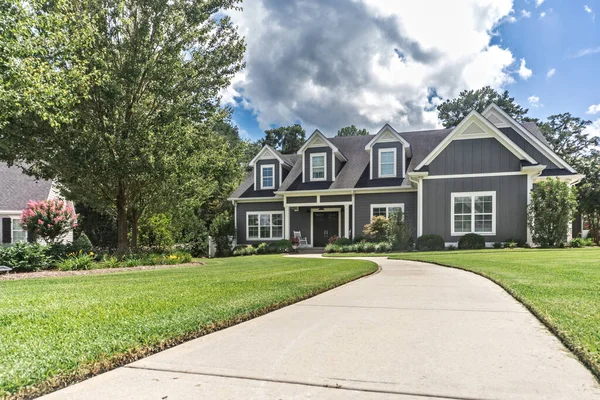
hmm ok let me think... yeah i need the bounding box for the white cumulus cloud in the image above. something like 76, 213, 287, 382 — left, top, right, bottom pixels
518, 58, 533, 80
584, 5, 596, 22
587, 104, 600, 114
546, 68, 556, 78
528, 95, 541, 108
536, 0, 545, 7
521, 10, 531, 18
584, 119, 600, 138
223, 0, 517, 134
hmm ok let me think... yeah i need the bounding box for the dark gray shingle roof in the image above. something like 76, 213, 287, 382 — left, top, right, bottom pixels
521, 122, 551, 147
0, 163, 53, 210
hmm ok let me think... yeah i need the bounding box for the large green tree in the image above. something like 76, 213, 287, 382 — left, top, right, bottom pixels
1, 0, 245, 252
260, 124, 306, 154
336, 125, 369, 137
437, 86, 528, 128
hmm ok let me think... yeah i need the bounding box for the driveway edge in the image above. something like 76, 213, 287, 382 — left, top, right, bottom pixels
399, 258, 600, 384
7, 259, 379, 400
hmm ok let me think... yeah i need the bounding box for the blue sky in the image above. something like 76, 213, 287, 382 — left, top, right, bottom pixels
223, 0, 600, 141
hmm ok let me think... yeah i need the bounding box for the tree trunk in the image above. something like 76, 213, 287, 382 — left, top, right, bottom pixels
130, 207, 141, 252
116, 184, 128, 255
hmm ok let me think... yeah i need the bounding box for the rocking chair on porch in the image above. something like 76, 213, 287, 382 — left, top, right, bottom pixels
293, 231, 308, 247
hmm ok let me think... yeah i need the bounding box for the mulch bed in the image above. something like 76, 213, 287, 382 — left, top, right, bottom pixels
0, 262, 205, 281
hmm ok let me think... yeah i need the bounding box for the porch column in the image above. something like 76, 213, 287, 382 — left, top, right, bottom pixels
284, 206, 291, 240
344, 204, 350, 238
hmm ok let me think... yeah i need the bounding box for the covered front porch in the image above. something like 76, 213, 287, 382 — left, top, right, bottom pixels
284, 195, 352, 247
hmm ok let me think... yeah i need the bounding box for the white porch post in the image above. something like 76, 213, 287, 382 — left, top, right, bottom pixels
284, 206, 291, 240
526, 174, 533, 245
344, 204, 350, 238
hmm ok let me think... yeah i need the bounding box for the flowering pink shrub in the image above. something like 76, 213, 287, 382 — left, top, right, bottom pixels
20, 200, 78, 244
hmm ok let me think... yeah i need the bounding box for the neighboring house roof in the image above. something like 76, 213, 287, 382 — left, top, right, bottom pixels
0, 163, 53, 211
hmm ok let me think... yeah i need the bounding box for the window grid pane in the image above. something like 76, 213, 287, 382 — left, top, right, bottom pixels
380, 151, 395, 176
262, 167, 274, 188
249, 213, 284, 239
372, 207, 387, 217
453, 194, 494, 234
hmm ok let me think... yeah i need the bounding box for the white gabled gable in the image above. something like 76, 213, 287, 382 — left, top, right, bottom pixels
249, 145, 287, 168
298, 130, 347, 183
365, 123, 411, 150
482, 103, 575, 172
416, 110, 537, 171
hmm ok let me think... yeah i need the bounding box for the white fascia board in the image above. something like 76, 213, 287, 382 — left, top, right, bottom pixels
297, 129, 347, 162
227, 196, 283, 202
415, 110, 537, 171
276, 186, 416, 196
249, 145, 288, 168
482, 103, 576, 173
365, 123, 411, 150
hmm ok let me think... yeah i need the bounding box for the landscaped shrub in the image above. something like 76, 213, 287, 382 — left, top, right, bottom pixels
447, 245, 457, 251
209, 211, 235, 257
0, 243, 52, 272
325, 242, 391, 254
233, 245, 257, 256
256, 242, 269, 254
275, 239, 293, 253
334, 237, 352, 246
415, 234, 445, 251
458, 233, 485, 250
385, 211, 413, 251
527, 178, 578, 247
139, 213, 174, 250
504, 238, 526, 248
72, 233, 93, 254
101, 254, 120, 268
505, 241, 518, 249
57, 252, 95, 271
20, 199, 78, 244
493, 242, 503, 249
328, 235, 339, 244
363, 216, 388, 242
570, 237, 595, 248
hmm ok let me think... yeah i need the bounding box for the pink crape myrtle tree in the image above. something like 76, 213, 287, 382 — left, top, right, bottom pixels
20, 200, 78, 244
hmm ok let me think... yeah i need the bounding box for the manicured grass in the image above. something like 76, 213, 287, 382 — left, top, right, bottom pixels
388, 248, 600, 378
0, 255, 376, 397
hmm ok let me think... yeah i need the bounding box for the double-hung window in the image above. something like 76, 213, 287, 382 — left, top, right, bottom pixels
12, 218, 27, 243
261, 165, 275, 189
451, 192, 495, 236
310, 153, 326, 181
247, 212, 283, 240
371, 204, 404, 219
378, 148, 396, 178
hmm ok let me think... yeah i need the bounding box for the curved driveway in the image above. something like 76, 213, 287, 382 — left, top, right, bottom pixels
43, 256, 600, 399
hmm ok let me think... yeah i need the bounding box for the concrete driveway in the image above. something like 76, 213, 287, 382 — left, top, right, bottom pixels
42, 256, 600, 399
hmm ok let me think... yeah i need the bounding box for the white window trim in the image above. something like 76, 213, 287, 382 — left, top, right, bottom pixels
11, 218, 28, 243
246, 211, 284, 240
370, 203, 405, 219
310, 152, 327, 182
450, 191, 496, 236
260, 164, 275, 190
378, 148, 397, 178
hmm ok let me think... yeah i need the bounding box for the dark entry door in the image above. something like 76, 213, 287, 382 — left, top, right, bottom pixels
313, 212, 339, 247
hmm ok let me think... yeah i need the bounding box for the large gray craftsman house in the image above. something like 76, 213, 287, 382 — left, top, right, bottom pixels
229, 104, 582, 247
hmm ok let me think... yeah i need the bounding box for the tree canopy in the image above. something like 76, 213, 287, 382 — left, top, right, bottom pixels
336, 125, 369, 137
0, 0, 246, 252
260, 124, 306, 154
437, 86, 528, 128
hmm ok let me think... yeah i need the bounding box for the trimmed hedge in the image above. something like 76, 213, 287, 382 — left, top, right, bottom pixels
325, 242, 392, 254
415, 234, 445, 251
458, 233, 485, 250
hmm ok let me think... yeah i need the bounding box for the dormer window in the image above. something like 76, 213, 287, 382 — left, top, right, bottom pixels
310, 153, 326, 181
379, 148, 396, 178
261, 164, 275, 189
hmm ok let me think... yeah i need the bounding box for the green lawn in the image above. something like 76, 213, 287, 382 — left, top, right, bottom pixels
388, 248, 600, 378
0, 255, 376, 397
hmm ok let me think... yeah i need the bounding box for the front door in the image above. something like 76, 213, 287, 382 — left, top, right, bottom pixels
313, 212, 339, 247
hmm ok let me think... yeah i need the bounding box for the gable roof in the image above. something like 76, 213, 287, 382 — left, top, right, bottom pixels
297, 130, 348, 161
249, 145, 293, 168
365, 123, 411, 152
482, 103, 575, 172
0, 163, 53, 211
415, 110, 537, 171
